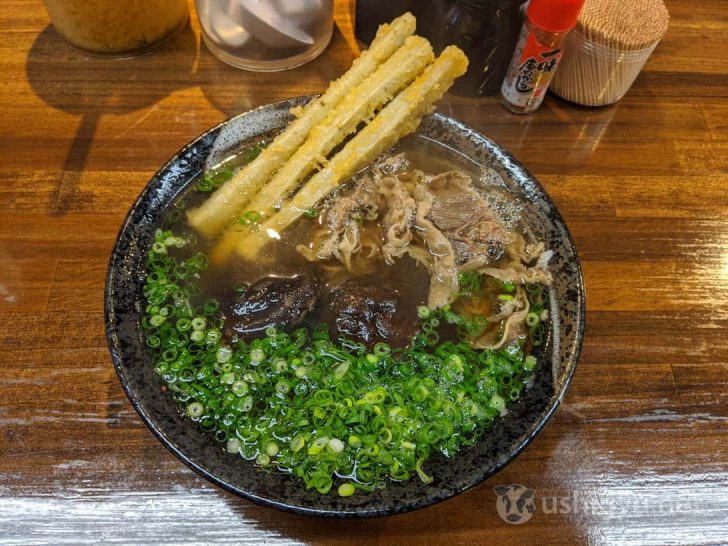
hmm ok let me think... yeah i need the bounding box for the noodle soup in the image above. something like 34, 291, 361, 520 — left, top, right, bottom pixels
141, 135, 553, 496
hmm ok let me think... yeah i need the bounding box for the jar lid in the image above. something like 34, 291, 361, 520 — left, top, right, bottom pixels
577, 0, 670, 50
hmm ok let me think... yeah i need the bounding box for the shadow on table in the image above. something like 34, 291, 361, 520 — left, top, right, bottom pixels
215, 470, 586, 544
25, 21, 356, 217
25, 24, 198, 216
197, 23, 355, 117
219, 487, 467, 543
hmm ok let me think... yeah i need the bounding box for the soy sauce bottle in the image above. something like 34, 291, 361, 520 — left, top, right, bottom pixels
444, 0, 526, 96
355, 0, 450, 51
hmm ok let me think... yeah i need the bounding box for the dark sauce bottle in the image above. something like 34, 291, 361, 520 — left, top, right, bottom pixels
355, 0, 451, 49
355, 0, 523, 96
445, 0, 527, 96
355, 0, 414, 44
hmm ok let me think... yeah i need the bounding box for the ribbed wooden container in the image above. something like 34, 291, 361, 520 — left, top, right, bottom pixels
551, 0, 669, 106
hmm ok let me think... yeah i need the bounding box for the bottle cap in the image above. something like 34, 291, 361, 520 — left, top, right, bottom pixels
527, 0, 585, 33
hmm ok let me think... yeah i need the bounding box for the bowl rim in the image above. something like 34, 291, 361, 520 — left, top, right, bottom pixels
104, 97, 586, 518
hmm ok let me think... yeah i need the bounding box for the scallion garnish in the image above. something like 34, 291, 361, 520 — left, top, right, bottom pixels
142, 230, 541, 496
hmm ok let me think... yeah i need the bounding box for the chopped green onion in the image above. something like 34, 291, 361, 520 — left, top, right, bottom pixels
238, 210, 262, 226
303, 207, 318, 218
186, 402, 204, 419
308, 436, 329, 455
143, 230, 544, 497
151, 242, 167, 254
266, 442, 279, 457
226, 438, 242, 454
447, 354, 464, 371
273, 358, 288, 372
231, 380, 249, 396
313, 475, 332, 494
242, 141, 266, 163
196, 167, 234, 192
176, 318, 191, 332
239, 396, 253, 412
333, 361, 350, 380
373, 342, 391, 357
149, 314, 165, 327
290, 434, 305, 453
216, 347, 233, 363
328, 438, 345, 453
338, 483, 356, 497
415, 458, 433, 484
490, 394, 506, 412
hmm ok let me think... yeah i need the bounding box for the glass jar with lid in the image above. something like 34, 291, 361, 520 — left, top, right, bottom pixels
42, 0, 189, 56
195, 0, 334, 71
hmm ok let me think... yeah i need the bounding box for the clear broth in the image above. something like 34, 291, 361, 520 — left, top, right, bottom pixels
171, 134, 525, 347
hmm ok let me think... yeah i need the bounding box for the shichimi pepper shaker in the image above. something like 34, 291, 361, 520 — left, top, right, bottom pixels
500, 0, 585, 114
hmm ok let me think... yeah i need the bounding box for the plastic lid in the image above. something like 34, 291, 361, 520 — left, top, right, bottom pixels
528, 0, 586, 33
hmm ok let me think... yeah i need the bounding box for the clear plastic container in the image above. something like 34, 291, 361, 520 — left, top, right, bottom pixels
195, 0, 334, 72
43, 0, 189, 56
550, 28, 660, 106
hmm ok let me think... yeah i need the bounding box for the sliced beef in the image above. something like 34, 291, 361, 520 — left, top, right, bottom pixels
377, 174, 416, 264
228, 275, 320, 338
426, 172, 510, 265
316, 177, 380, 269
412, 183, 459, 309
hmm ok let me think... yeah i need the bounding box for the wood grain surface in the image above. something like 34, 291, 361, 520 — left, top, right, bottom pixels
1, 0, 727, 544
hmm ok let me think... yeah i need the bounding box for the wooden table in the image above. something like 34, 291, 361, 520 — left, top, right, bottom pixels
2, 1, 727, 543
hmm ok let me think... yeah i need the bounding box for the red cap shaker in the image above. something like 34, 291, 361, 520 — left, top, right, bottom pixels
528, 0, 585, 33
501, 0, 586, 114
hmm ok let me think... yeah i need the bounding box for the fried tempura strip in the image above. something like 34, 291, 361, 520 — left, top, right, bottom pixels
187, 12, 417, 238
242, 36, 433, 220
216, 46, 468, 263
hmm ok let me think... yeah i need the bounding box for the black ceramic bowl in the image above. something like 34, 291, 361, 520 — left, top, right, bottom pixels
105, 98, 585, 517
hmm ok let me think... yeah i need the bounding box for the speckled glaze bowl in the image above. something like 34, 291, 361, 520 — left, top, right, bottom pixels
105, 97, 585, 517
